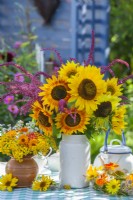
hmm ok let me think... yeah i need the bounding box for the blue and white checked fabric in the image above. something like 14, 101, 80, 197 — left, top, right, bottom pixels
0, 163, 132, 200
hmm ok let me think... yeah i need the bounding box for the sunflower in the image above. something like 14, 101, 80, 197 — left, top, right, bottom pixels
106, 77, 122, 97
0, 173, 18, 192
32, 175, 54, 191
30, 101, 53, 136
86, 165, 98, 181
58, 61, 79, 79
68, 65, 106, 113
55, 109, 90, 135
112, 106, 127, 135
39, 75, 70, 111
94, 95, 120, 129
106, 179, 120, 195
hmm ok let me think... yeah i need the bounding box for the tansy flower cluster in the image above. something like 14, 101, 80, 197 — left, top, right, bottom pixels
86, 162, 133, 196
0, 121, 56, 162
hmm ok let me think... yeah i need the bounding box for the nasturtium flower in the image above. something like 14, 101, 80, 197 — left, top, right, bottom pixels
104, 162, 119, 171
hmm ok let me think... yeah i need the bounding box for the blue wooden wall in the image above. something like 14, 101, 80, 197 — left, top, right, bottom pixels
0, 0, 109, 65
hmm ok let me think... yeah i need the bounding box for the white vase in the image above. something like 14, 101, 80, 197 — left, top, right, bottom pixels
59, 134, 90, 188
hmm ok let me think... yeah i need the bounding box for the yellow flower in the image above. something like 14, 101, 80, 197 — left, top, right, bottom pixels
30, 101, 53, 136
63, 184, 71, 190
18, 134, 29, 145
55, 109, 90, 135
28, 139, 38, 148
39, 75, 70, 111
6, 130, 16, 138
112, 106, 127, 134
106, 179, 120, 195
94, 95, 120, 129
86, 165, 98, 181
68, 65, 106, 113
32, 175, 53, 191
0, 173, 18, 192
106, 77, 122, 97
58, 61, 79, 79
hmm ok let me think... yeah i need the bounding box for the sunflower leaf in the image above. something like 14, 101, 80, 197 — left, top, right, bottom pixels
67, 101, 76, 109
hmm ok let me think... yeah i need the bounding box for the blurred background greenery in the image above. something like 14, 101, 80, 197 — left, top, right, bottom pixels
0, 0, 133, 162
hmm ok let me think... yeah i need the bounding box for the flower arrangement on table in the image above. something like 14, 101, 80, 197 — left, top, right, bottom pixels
0, 120, 56, 162
0, 39, 132, 140
86, 162, 133, 196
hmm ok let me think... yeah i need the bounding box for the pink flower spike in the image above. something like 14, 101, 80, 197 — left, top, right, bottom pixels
59, 99, 67, 112
8, 105, 19, 114
14, 72, 24, 82
3, 95, 14, 105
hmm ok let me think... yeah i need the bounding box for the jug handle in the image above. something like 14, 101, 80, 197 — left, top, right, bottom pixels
45, 147, 52, 158
103, 129, 126, 152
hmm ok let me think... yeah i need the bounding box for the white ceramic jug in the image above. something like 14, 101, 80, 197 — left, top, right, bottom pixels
59, 135, 90, 188
93, 130, 133, 173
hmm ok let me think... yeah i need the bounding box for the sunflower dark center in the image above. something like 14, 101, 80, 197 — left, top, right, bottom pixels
40, 181, 46, 187
65, 113, 81, 127
67, 70, 76, 78
5, 181, 11, 186
112, 185, 116, 189
51, 85, 67, 100
78, 79, 97, 100
38, 112, 51, 127
94, 101, 112, 117
107, 86, 115, 95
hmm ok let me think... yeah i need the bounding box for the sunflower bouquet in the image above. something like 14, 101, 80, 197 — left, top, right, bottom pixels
86, 162, 133, 196
0, 33, 132, 139
0, 120, 53, 162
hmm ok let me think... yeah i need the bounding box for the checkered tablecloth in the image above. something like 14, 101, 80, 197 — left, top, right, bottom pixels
0, 162, 132, 200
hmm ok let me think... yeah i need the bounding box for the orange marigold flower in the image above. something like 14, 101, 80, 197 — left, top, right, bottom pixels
18, 134, 29, 145
95, 173, 108, 186
28, 139, 38, 147
20, 127, 28, 132
104, 162, 119, 171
